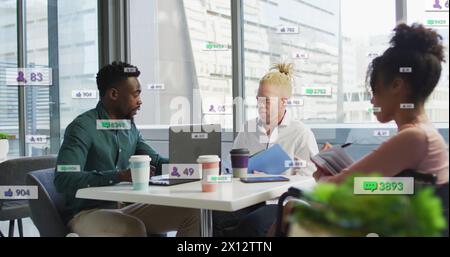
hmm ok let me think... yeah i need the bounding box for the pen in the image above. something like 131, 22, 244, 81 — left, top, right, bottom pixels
341, 143, 352, 148
249, 149, 265, 158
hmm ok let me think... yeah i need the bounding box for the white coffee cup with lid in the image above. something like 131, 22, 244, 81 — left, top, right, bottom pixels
129, 155, 152, 190
197, 155, 221, 192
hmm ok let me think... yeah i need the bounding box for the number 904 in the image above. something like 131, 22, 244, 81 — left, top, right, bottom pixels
16, 189, 30, 196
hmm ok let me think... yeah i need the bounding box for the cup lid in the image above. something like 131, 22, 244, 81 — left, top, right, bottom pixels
197, 155, 221, 163
230, 148, 250, 155
129, 155, 152, 162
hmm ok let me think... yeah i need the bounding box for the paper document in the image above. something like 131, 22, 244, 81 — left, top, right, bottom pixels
248, 144, 292, 175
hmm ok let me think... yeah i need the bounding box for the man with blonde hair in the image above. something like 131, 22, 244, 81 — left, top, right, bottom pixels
213, 63, 319, 237
234, 62, 319, 176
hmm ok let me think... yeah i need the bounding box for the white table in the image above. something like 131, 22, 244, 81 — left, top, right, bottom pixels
76, 176, 316, 237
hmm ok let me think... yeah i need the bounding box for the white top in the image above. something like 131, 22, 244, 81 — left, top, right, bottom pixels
76, 176, 316, 212
233, 111, 319, 176
335, 122, 449, 185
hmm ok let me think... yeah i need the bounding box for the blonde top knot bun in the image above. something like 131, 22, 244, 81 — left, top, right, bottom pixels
260, 62, 295, 97
271, 62, 295, 79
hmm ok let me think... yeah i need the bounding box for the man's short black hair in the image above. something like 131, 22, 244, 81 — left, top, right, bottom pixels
96, 61, 141, 97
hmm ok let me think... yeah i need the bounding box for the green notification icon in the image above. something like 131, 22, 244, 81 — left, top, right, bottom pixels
355, 177, 413, 195
97, 119, 131, 130
363, 181, 378, 192
101, 121, 110, 129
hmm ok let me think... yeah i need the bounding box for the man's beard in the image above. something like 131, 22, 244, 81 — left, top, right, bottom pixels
126, 113, 135, 121
123, 107, 138, 121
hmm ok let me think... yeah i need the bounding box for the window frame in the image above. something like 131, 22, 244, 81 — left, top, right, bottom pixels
124, 0, 448, 140
10, 0, 448, 157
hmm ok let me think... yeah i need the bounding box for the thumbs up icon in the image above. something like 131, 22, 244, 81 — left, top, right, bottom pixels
4, 188, 13, 197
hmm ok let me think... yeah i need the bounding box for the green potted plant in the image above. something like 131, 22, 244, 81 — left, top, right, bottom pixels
289, 174, 447, 237
0, 133, 13, 160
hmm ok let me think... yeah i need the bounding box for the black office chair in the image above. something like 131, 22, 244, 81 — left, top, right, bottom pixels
275, 170, 449, 237
274, 187, 304, 237
396, 170, 449, 237
0, 156, 57, 237
26, 169, 69, 237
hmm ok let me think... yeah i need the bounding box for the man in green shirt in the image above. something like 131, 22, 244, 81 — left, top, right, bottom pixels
55, 61, 199, 236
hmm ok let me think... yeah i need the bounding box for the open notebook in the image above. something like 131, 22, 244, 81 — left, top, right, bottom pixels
311, 145, 354, 175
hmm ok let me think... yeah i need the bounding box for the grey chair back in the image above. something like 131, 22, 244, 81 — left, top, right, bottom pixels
0, 156, 57, 213
0, 155, 57, 186
26, 168, 69, 237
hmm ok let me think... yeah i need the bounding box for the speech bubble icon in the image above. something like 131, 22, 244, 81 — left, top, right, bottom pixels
363, 181, 378, 192
102, 121, 110, 129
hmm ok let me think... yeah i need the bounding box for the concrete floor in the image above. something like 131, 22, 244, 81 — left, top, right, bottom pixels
0, 218, 40, 237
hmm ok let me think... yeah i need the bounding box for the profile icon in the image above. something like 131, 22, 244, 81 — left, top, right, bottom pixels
16, 70, 27, 83
433, 0, 442, 9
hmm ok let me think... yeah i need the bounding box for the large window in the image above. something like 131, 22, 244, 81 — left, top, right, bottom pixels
1, 0, 447, 159
25, 0, 51, 156
123, 0, 449, 132
0, 0, 19, 156
407, 0, 449, 123
340, 0, 397, 123
243, 0, 397, 124
57, 0, 99, 129
129, 0, 233, 130
0, 0, 99, 157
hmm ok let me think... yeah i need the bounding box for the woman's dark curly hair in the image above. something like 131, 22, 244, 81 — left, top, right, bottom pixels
366, 23, 445, 103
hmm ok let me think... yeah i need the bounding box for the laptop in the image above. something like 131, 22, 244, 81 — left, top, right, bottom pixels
149, 175, 199, 186
149, 124, 221, 186
169, 124, 221, 165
